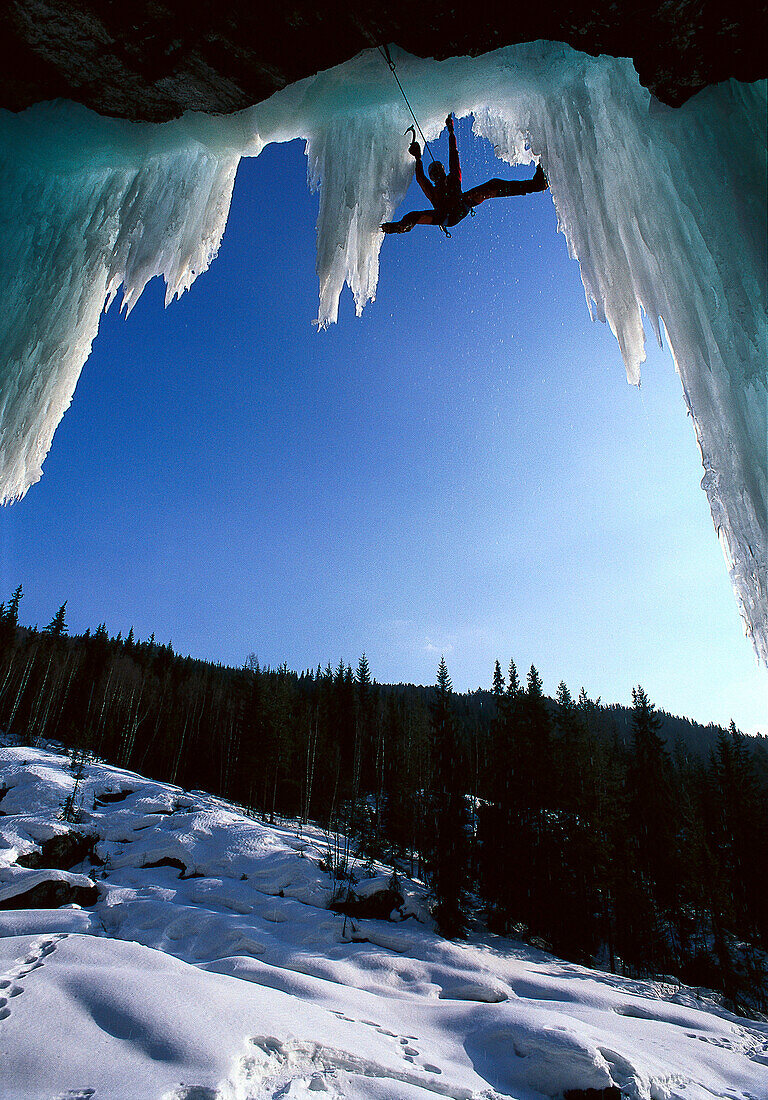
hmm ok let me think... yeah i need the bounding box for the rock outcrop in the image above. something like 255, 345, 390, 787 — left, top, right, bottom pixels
1, 1, 765, 121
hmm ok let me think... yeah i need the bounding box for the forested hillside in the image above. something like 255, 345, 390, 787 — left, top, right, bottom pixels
1, 586, 765, 1011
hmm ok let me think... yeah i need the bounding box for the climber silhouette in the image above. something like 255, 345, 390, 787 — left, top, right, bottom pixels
381, 114, 547, 235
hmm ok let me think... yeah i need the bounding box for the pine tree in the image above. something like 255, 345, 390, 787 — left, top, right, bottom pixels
547, 679, 611, 962
429, 657, 468, 938
512, 665, 554, 937
629, 687, 671, 855
357, 653, 371, 689
617, 685, 676, 973
44, 602, 68, 637
479, 658, 521, 931
5, 585, 22, 627
521, 665, 551, 806
354, 652, 377, 847
631, 685, 665, 754
555, 680, 580, 809
0, 584, 23, 658
555, 680, 573, 715
711, 720, 765, 942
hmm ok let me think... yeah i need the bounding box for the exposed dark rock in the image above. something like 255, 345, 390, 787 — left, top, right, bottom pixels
330, 887, 403, 921
0, 877, 99, 909
94, 787, 133, 804
0, 1, 764, 121
141, 856, 201, 879
170, 1087, 218, 1100
142, 856, 187, 873
17, 830, 99, 871
564, 1089, 621, 1100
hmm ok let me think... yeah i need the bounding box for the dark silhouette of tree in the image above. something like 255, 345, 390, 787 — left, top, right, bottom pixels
5, 584, 22, 627
612, 685, 677, 973
44, 602, 68, 637
0, 584, 23, 660
479, 656, 521, 931
429, 657, 468, 937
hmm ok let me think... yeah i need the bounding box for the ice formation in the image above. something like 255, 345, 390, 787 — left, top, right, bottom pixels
0, 43, 765, 657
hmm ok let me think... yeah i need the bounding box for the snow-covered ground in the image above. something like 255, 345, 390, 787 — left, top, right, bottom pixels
1, 743, 766, 1100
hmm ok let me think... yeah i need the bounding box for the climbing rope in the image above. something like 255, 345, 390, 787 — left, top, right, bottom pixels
377, 44, 455, 238
377, 45, 436, 164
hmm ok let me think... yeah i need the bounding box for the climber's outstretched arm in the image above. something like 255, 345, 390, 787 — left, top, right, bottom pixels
414, 153, 435, 203
409, 139, 435, 204
446, 115, 461, 184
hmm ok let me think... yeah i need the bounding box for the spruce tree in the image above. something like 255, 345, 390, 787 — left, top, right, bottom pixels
712, 720, 765, 943
5, 585, 22, 627
44, 602, 68, 637
355, 653, 376, 846
492, 659, 505, 698
618, 685, 676, 973
0, 584, 23, 657
429, 657, 468, 937
479, 657, 521, 931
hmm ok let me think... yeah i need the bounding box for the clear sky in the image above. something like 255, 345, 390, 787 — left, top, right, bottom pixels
0, 118, 765, 733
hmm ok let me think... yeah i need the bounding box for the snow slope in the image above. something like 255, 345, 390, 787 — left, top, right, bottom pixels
1, 744, 767, 1099
0, 43, 765, 659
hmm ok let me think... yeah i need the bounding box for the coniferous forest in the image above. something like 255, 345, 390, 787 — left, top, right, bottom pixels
1, 585, 766, 1013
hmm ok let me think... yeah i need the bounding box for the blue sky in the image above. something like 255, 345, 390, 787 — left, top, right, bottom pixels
0, 118, 765, 732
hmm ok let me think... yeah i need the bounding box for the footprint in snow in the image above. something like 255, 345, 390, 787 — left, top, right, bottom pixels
332, 1017, 435, 1074
696, 1034, 734, 1049
18, 935, 62, 976
0, 931, 68, 1018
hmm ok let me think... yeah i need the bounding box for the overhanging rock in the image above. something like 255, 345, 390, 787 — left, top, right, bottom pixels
0, 0, 766, 119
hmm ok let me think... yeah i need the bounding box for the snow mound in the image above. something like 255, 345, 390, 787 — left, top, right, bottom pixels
0, 43, 765, 659
1, 743, 768, 1099
438, 981, 510, 1003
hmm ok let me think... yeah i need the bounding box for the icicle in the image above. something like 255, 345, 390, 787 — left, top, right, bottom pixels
0, 42, 764, 659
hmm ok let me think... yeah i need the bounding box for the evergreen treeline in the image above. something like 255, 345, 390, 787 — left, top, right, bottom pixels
1, 586, 766, 1011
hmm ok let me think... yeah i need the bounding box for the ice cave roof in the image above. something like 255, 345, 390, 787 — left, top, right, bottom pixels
1, 0, 766, 121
